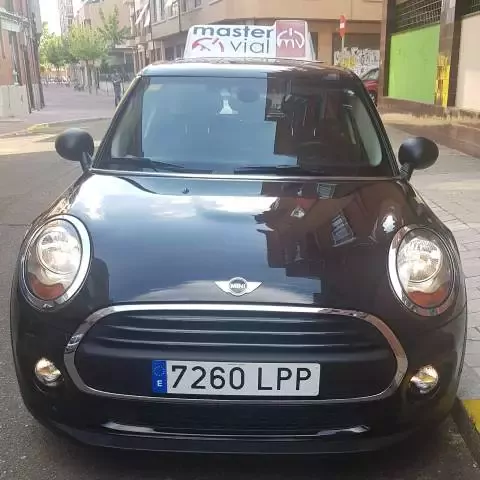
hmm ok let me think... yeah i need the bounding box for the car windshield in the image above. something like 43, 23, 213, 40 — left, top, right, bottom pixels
100, 74, 392, 176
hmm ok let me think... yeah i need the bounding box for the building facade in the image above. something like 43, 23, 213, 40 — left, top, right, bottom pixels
74, 0, 130, 28
127, 0, 383, 75
58, 0, 74, 35
379, 0, 480, 112
0, 0, 43, 118
73, 0, 134, 81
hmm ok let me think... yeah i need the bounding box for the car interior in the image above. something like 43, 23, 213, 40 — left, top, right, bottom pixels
108, 77, 385, 174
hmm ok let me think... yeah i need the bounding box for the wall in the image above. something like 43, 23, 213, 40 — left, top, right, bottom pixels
332, 33, 380, 76
0, 29, 15, 85
388, 24, 440, 104
0, 84, 29, 117
227, 0, 383, 22
151, 0, 382, 45
76, 0, 130, 29
30, 0, 42, 33
309, 20, 380, 64
456, 14, 480, 111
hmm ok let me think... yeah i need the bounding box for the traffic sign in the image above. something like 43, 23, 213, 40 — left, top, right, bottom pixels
339, 15, 347, 38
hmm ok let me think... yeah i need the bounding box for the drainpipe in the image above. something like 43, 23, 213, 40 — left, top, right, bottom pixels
31, 12, 44, 108
178, 0, 181, 33
148, 0, 155, 61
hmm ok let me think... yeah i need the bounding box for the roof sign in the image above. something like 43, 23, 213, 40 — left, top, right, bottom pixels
184, 20, 316, 61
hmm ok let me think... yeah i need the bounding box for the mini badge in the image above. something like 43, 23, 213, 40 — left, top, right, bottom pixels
215, 277, 262, 296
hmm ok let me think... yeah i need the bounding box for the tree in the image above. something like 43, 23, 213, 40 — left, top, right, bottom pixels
62, 35, 78, 65
39, 27, 67, 77
39, 24, 49, 71
98, 5, 130, 48
67, 25, 107, 93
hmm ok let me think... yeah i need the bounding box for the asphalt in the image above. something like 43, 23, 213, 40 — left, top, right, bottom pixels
1, 119, 480, 479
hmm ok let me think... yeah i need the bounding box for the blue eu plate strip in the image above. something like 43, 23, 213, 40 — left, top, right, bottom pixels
152, 360, 167, 394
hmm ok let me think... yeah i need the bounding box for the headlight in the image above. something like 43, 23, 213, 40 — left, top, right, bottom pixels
389, 226, 456, 316
21, 215, 91, 309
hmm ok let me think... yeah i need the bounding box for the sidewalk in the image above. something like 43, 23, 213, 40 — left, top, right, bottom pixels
387, 125, 480, 432
0, 84, 115, 136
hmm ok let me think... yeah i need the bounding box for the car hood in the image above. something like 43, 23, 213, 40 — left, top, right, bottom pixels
40, 173, 443, 315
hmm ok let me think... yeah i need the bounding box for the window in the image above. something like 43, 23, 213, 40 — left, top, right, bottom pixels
8, 32, 21, 85
155, 0, 165, 20
466, 0, 480, 15
164, 46, 175, 60
310, 32, 318, 60
168, 0, 178, 16
395, 0, 441, 32
103, 75, 391, 177
175, 44, 184, 58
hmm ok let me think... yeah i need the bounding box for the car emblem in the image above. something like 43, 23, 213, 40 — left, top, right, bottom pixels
215, 277, 262, 296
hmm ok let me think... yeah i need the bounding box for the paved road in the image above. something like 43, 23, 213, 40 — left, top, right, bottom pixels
1, 122, 480, 479
0, 85, 115, 136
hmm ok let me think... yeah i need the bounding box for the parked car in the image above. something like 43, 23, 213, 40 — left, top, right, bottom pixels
10, 21, 466, 455
361, 67, 379, 104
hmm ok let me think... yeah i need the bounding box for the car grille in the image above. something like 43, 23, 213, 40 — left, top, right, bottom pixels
73, 306, 399, 401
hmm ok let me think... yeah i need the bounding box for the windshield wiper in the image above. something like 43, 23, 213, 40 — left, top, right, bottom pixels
105, 157, 212, 173
234, 165, 326, 176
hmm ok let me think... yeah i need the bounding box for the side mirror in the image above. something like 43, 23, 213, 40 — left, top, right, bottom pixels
398, 136, 439, 180
55, 128, 94, 172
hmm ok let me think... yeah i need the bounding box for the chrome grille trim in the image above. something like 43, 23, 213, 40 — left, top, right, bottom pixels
64, 303, 408, 405
102, 421, 371, 438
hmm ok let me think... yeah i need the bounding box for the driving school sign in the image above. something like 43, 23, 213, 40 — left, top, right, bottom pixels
184, 20, 314, 61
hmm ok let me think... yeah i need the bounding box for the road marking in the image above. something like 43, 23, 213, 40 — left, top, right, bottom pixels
462, 400, 480, 432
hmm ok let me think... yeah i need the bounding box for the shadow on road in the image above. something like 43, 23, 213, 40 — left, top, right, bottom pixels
25, 418, 476, 480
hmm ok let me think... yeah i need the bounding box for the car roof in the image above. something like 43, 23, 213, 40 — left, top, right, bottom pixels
140, 57, 359, 81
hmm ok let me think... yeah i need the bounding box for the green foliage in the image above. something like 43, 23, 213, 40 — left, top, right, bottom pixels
62, 35, 79, 64
39, 27, 67, 70
67, 24, 107, 63
98, 5, 130, 48
39, 23, 52, 67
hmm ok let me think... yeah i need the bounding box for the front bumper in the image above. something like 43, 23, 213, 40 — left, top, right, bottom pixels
11, 302, 466, 454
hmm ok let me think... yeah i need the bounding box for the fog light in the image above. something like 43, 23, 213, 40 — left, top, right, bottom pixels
34, 358, 63, 387
409, 365, 439, 395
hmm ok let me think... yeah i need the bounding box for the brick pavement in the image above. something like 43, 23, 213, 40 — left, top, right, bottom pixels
387, 125, 480, 403
0, 84, 115, 136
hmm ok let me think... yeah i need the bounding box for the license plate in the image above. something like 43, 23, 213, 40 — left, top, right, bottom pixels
151, 361, 320, 396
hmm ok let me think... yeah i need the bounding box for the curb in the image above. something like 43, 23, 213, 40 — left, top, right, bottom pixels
452, 397, 480, 464
0, 117, 111, 139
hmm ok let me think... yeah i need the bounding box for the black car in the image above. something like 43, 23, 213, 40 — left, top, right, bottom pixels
10, 57, 467, 455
